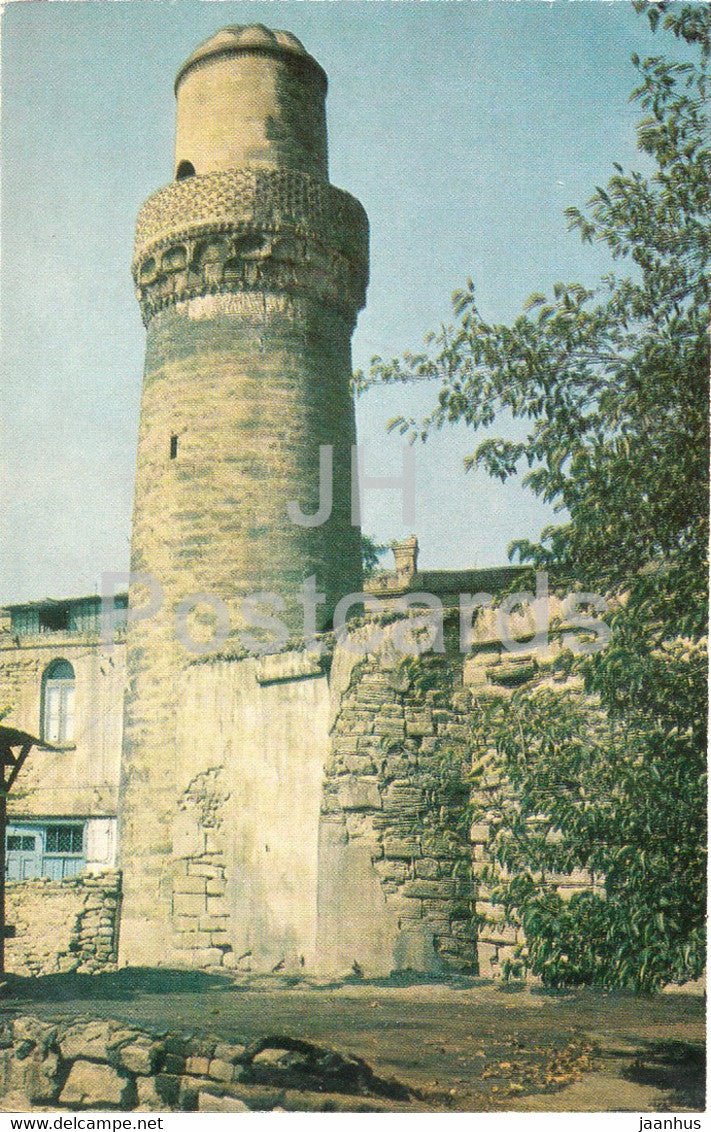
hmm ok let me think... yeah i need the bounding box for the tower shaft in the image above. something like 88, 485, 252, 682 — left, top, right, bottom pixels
119, 27, 368, 963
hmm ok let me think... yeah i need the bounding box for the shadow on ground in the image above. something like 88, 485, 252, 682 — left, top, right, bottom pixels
337, 971, 483, 990
620, 1040, 706, 1111
2, 968, 235, 1003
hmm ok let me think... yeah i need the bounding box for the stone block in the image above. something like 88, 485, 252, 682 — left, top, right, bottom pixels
419, 737, 438, 754
199, 1091, 250, 1112
173, 915, 199, 933
384, 894, 422, 921
59, 1061, 134, 1109
136, 1077, 166, 1109
194, 947, 226, 966
173, 893, 206, 917
213, 1042, 246, 1063
344, 755, 377, 774
208, 1059, 235, 1082
432, 709, 453, 723
378, 703, 404, 718
440, 724, 468, 740
476, 900, 505, 922
404, 709, 432, 725
470, 822, 490, 844
372, 719, 405, 737
341, 719, 373, 735
414, 858, 440, 879
59, 1020, 116, 1062
117, 1039, 157, 1076
187, 862, 222, 878
173, 874, 207, 895
210, 930, 232, 947
480, 923, 518, 946
222, 1083, 285, 1110
382, 836, 419, 858
334, 736, 360, 755
336, 780, 382, 811
171, 932, 204, 950
372, 859, 409, 883
393, 926, 445, 974
185, 1056, 210, 1077
402, 877, 455, 900
176, 1076, 204, 1111
451, 690, 473, 711
6, 1050, 60, 1105
198, 916, 224, 933
12, 1018, 57, 1051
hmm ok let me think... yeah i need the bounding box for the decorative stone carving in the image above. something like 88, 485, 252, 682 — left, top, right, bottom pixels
133, 168, 368, 325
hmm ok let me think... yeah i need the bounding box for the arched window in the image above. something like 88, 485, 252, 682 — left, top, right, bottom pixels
42, 659, 75, 745
176, 160, 195, 181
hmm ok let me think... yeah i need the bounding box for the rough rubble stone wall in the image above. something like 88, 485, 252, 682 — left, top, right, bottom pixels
317, 601, 603, 981
464, 637, 601, 980
319, 623, 478, 975
5, 872, 121, 977
0, 1017, 411, 1113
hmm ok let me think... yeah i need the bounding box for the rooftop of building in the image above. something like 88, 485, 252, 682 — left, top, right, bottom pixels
174, 25, 327, 94
1, 592, 128, 641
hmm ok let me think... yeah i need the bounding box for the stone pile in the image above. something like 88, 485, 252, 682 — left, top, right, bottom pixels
0, 1016, 414, 1113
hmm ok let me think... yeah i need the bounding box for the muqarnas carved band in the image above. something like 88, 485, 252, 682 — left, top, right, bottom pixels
133, 168, 369, 326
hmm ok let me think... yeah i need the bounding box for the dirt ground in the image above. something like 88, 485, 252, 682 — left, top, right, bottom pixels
2, 969, 705, 1113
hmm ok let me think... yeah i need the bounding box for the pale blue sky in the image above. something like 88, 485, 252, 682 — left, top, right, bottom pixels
1, 0, 662, 602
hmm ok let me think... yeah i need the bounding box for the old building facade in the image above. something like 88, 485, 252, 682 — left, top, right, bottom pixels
0, 25, 586, 980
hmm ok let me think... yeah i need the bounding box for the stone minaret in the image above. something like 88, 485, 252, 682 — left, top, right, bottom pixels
119, 26, 368, 963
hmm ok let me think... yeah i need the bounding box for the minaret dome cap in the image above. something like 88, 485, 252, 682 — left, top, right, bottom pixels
174, 25, 327, 95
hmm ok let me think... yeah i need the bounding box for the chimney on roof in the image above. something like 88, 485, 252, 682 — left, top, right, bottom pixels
391, 536, 419, 585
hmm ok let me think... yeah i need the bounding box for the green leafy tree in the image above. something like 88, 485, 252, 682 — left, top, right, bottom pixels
358, 2, 709, 989
361, 533, 388, 580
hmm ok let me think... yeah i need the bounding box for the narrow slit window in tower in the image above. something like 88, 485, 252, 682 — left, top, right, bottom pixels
170, 434, 178, 459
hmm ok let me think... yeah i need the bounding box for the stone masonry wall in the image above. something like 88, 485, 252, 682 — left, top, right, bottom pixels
170, 767, 232, 967
0, 1017, 412, 1113
173, 653, 332, 971
318, 599, 603, 981
318, 621, 478, 975
0, 636, 124, 819
5, 871, 121, 977
464, 640, 601, 981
